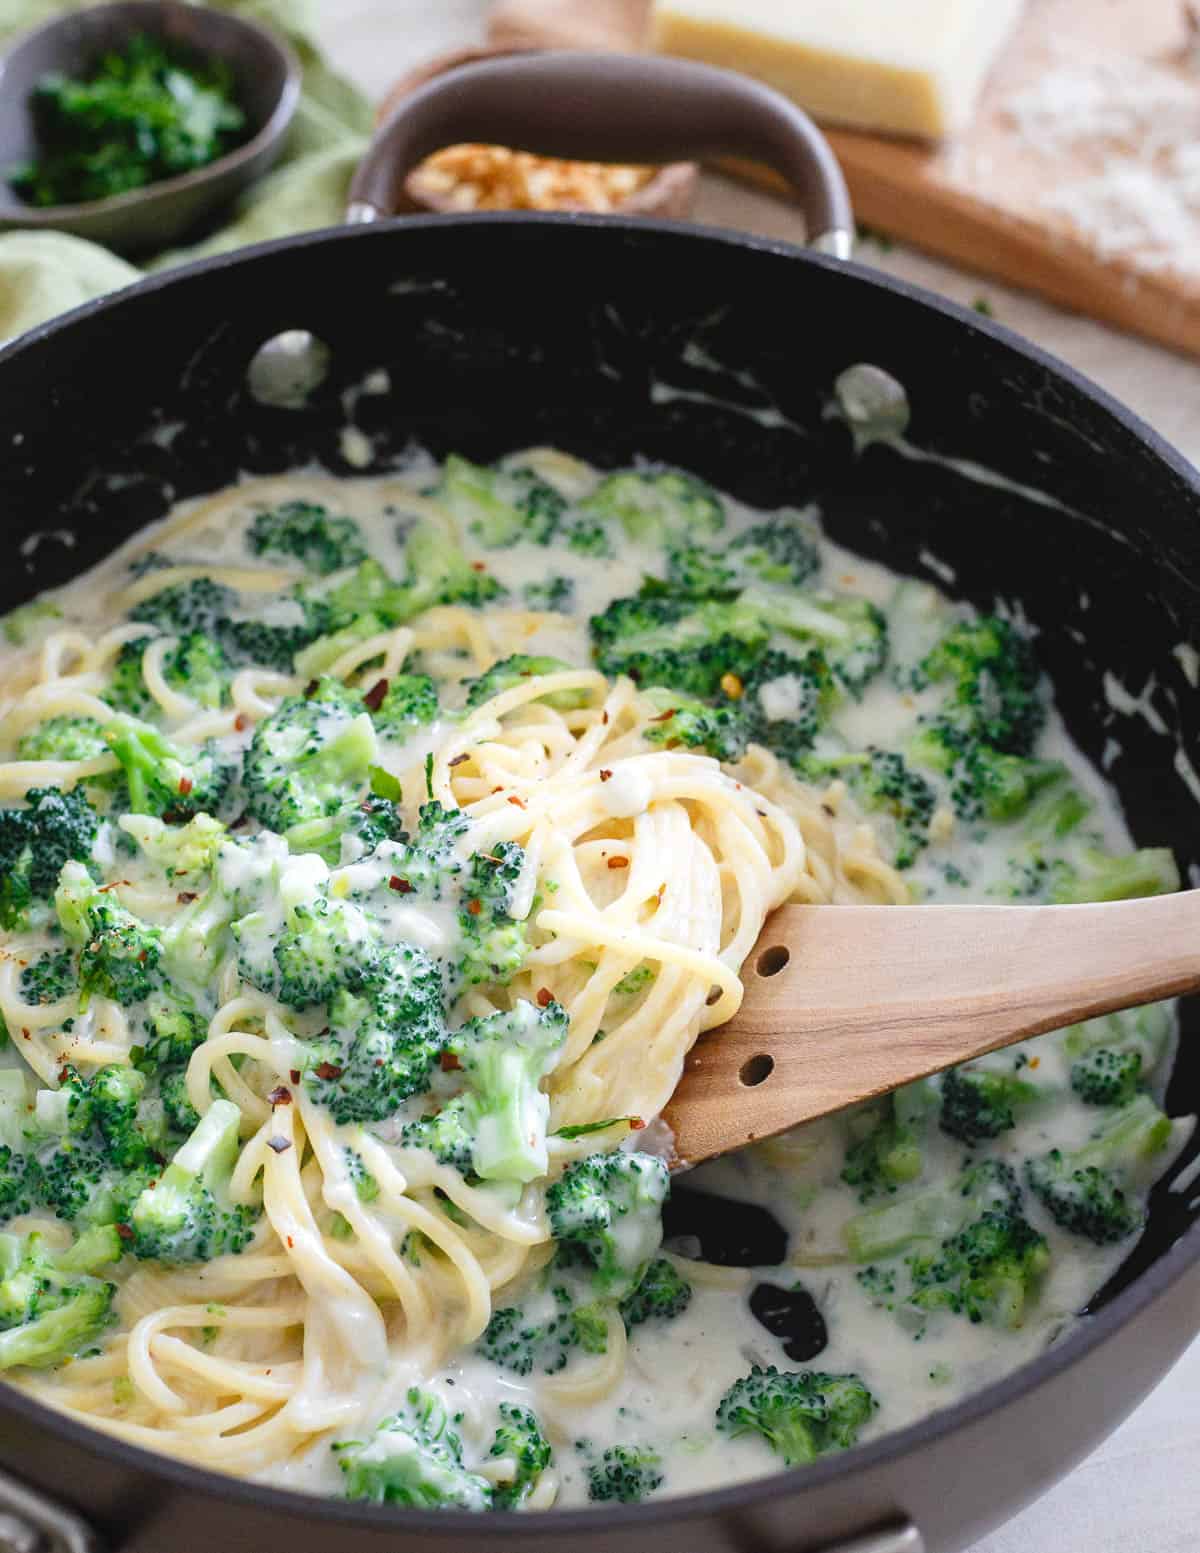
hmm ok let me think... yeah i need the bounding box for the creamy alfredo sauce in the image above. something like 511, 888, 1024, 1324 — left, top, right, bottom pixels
0, 445, 1190, 1510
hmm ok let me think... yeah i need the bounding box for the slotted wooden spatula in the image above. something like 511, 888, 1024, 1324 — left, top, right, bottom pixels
662, 893, 1200, 1169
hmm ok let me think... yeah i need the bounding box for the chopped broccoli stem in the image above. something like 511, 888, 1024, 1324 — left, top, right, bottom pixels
129, 1099, 258, 1263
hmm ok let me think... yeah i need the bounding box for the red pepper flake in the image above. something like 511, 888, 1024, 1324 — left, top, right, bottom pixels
58, 1065, 71, 1084
138, 950, 148, 963
665, 738, 681, 750
314, 1062, 344, 1081
176, 891, 198, 905
177, 776, 194, 797
230, 812, 249, 830
507, 794, 527, 809
115, 1222, 134, 1242
439, 1050, 462, 1072
160, 807, 189, 825
304, 680, 319, 699
448, 753, 469, 768
491, 785, 504, 794
363, 677, 389, 712
599, 769, 613, 782
650, 709, 676, 723
266, 1136, 292, 1154
290, 1069, 300, 1085
629, 1117, 646, 1130
268, 1086, 292, 1107
286, 1236, 295, 1249
21, 1029, 30, 1041
234, 713, 248, 733
536, 987, 554, 1007
471, 561, 487, 572
388, 875, 413, 894
607, 856, 629, 870
602, 710, 609, 725
821, 803, 836, 818
466, 898, 482, 916
98, 879, 130, 893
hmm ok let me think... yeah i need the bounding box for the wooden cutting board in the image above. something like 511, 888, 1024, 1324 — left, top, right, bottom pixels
487, 0, 1200, 361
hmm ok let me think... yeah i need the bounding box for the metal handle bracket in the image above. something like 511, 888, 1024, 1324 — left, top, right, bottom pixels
0, 1468, 102, 1553
812, 1519, 924, 1553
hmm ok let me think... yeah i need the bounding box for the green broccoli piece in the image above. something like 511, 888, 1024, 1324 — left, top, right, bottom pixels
939, 1066, 1039, 1145
105, 633, 229, 717
242, 678, 378, 832
19, 950, 77, 1007
334, 1388, 493, 1509
438, 456, 565, 548
104, 715, 234, 820
1025, 1094, 1176, 1245
563, 517, 614, 558
743, 648, 838, 762
841, 1094, 925, 1202
798, 748, 935, 869
1050, 847, 1180, 904
476, 1279, 608, 1376
247, 501, 367, 575
784, 595, 887, 696
129, 576, 238, 639
523, 576, 575, 612
55, 862, 162, 1006
16, 716, 111, 765
401, 1103, 475, 1174
1062, 1004, 1171, 1076
457, 842, 529, 988
730, 514, 821, 588
590, 592, 769, 698
85, 1065, 160, 1170
903, 1207, 1049, 1327
1070, 1049, 1143, 1108
909, 725, 1066, 824
639, 686, 750, 763
665, 542, 737, 597
283, 794, 406, 866
0, 1226, 119, 1371
586, 1444, 664, 1503
443, 1000, 569, 1183
158, 1067, 200, 1135
918, 616, 1046, 756
120, 813, 227, 880
619, 1256, 692, 1327
844, 1158, 1023, 1264
547, 1151, 668, 1298
2, 598, 62, 646
0, 786, 99, 931
464, 654, 589, 713
581, 469, 724, 546
715, 1365, 877, 1466
129, 1099, 258, 1263
269, 893, 377, 1011
304, 944, 448, 1124
489, 1403, 553, 1510
367, 673, 439, 741
613, 965, 655, 998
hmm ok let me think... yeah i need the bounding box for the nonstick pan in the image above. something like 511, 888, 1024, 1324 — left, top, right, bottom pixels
0, 51, 1197, 1553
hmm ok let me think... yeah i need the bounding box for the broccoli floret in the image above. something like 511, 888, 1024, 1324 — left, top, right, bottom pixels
546, 1151, 668, 1298
730, 514, 821, 588
121, 813, 227, 880
443, 1000, 569, 1183
129, 576, 238, 638
909, 725, 1065, 825
224, 616, 327, 675
129, 1099, 258, 1263
246, 501, 367, 575
367, 672, 439, 741
1050, 847, 1180, 904
939, 1066, 1039, 1145
476, 1279, 608, 1376
841, 1095, 924, 1202
1063, 1004, 1171, 1076
464, 654, 589, 713
715, 1365, 877, 1466
16, 716, 111, 765
284, 794, 406, 866
918, 616, 1045, 756
582, 469, 724, 546
457, 843, 529, 988
586, 1444, 664, 1504
563, 517, 614, 558
522, 575, 574, 613
272, 895, 375, 1010
784, 595, 887, 696
619, 1256, 692, 1327
844, 1158, 1022, 1264
304, 944, 448, 1124
798, 748, 935, 869
1070, 1048, 1143, 1107
104, 716, 235, 820
489, 1403, 552, 1511
401, 1102, 475, 1174
19, 950, 76, 1007
639, 686, 751, 763
2, 598, 62, 646
439, 455, 565, 548
0, 1226, 119, 1370
85, 1065, 159, 1169
158, 1067, 200, 1135
665, 542, 737, 597
33, 1129, 157, 1232
105, 638, 157, 717
334, 1387, 493, 1510
400, 524, 504, 615
904, 1208, 1049, 1327
55, 862, 162, 1006
242, 678, 377, 832
1025, 1094, 1175, 1245
0, 786, 99, 930
590, 592, 769, 698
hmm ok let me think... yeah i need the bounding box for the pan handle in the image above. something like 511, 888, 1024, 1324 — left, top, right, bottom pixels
347, 51, 853, 257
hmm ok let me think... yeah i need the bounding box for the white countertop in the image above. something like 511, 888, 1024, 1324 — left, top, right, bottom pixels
319, 5, 1200, 1548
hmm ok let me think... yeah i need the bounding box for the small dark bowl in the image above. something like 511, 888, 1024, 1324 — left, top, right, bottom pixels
0, 0, 301, 255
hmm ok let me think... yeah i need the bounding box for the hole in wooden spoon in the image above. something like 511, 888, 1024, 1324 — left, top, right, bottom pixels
739, 1053, 775, 1087
756, 945, 790, 977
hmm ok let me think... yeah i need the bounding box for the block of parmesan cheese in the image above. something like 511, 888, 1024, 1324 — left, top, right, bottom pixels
650, 0, 1025, 141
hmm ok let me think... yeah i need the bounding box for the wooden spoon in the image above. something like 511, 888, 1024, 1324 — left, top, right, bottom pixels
662, 893, 1200, 1169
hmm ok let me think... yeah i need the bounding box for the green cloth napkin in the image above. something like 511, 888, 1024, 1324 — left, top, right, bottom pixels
0, 0, 372, 339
